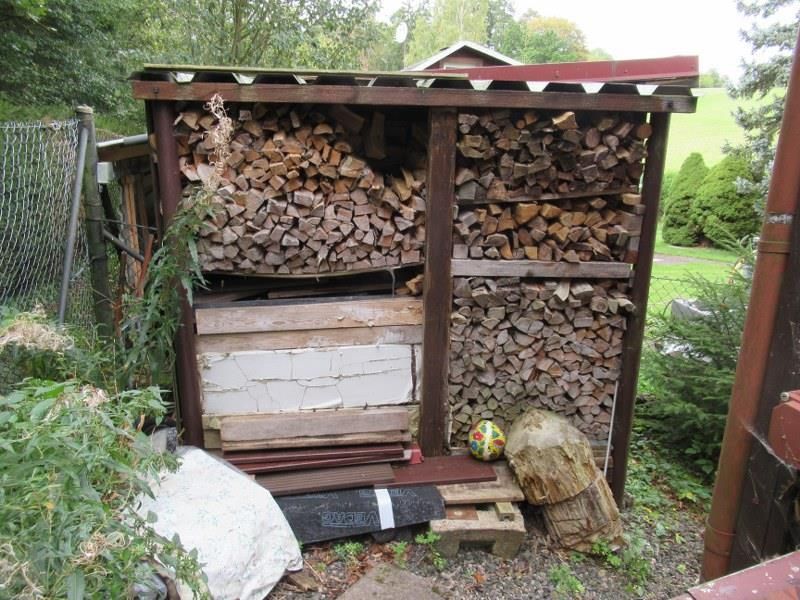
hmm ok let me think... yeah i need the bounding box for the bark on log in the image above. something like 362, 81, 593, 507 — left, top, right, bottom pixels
504, 409, 597, 504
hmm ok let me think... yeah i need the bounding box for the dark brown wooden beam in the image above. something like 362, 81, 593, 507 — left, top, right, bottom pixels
420, 108, 458, 457
610, 111, 671, 505
150, 100, 204, 448
132, 81, 696, 113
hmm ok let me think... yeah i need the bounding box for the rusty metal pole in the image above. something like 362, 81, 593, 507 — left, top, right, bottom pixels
703, 27, 800, 580
150, 100, 204, 448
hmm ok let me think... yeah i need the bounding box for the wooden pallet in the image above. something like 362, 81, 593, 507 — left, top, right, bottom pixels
436, 463, 524, 505
430, 502, 526, 559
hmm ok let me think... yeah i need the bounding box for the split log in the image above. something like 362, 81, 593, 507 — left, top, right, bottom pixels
454, 110, 648, 202
449, 277, 633, 443
175, 103, 427, 276
453, 196, 639, 262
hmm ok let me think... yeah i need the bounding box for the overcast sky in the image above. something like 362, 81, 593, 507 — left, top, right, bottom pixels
378, 0, 758, 79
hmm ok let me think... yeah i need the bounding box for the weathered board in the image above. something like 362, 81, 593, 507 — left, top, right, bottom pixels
275, 486, 445, 543
196, 325, 423, 353
220, 407, 410, 442
200, 344, 421, 414
436, 463, 525, 505
221, 430, 412, 452
194, 297, 423, 335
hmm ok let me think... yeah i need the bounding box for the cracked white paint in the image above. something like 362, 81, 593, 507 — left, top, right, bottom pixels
200, 344, 421, 414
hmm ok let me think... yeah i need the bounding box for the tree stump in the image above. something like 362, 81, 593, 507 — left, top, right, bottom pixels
542, 472, 623, 551
505, 409, 597, 504
505, 408, 623, 550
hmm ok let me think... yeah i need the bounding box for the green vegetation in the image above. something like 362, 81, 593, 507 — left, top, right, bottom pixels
589, 537, 652, 596
0, 356, 207, 597
639, 266, 749, 475
333, 541, 365, 566
654, 223, 739, 263
415, 530, 446, 571
548, 563, 585, 599
690, 154, 761, 246
662, 153, 709, 246
389, 540, 409, 567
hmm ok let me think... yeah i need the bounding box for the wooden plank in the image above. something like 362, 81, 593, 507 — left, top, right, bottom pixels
220, 408, 409, 442
389, 455, 497, 487
133, 82, 697, 113
232, 453, 406, 474
256, 463, 395, 496
196, 325, 423, 353
437, 463, 525, 505
451, 259, 632, 279
195, 296, 423, 335
221, 430, 412, 452
223, 444, 404, 465
420, 108, 458, 457
610, 112, 671, 505
456, 187, 639, 205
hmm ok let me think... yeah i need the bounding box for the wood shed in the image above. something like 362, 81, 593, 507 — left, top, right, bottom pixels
130, 66, 696, 503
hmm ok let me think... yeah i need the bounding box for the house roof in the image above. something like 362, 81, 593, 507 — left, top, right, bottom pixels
404, 40, 521, 71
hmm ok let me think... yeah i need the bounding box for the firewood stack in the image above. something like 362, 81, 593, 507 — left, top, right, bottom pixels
174, 104, 427, 275
453, 195, 642, 262
454, 110, 650, 202
448, 277, 634, 443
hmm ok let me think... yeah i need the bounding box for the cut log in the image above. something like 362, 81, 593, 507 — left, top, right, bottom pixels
504, 409, 597, 504
542, 472, 624, 551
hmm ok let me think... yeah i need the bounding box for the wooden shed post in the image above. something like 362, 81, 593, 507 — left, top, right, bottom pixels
419, 108, 458, 456
151, 100, 204, 447
77, 106, 114, 336
610, 111, 671, 504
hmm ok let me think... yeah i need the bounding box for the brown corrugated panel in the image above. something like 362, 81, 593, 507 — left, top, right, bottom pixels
390, 455, 497, 487
256, 463, 395, 496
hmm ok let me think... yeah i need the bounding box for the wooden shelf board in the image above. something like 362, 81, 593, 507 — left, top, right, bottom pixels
451, 259, 632, 279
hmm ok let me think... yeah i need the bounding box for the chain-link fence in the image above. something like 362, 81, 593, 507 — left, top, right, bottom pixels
0, 119, 93, 326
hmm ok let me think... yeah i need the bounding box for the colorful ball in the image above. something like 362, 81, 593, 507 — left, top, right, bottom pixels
468, 419, 506, 461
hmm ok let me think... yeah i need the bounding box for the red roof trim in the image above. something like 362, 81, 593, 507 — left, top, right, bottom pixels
426, 56, 699, 83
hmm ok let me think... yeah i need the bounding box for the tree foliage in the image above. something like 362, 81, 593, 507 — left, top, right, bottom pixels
405, 0, 490, 64
496, 14, 589, 64
164, 0, 380, 69
729, 0, 800, 207
0, 0, 160, 113
662, 153, 709, 246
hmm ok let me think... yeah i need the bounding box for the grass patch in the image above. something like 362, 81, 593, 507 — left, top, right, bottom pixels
654, 223, 739, 263
665, 87, 783, 172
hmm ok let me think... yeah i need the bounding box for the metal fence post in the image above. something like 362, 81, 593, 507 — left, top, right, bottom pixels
57, 119, 89, 325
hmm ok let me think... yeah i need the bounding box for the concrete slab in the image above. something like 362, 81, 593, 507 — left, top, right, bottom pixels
337, 563, 444, 600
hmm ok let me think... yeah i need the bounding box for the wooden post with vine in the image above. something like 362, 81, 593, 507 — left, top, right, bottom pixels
76, 106, 113, 336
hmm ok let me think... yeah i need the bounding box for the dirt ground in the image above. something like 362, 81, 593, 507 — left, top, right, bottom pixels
270, 496, 704, 600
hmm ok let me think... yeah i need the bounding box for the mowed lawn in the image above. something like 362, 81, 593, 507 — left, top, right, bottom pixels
664, 87, 783, 173
647, 223, 739, 316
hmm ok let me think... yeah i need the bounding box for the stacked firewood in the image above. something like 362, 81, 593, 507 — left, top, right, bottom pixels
175, 104, 427, 275
455, 110, 650, 201
448, 277, 634, 443
453, 195, 642, 262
